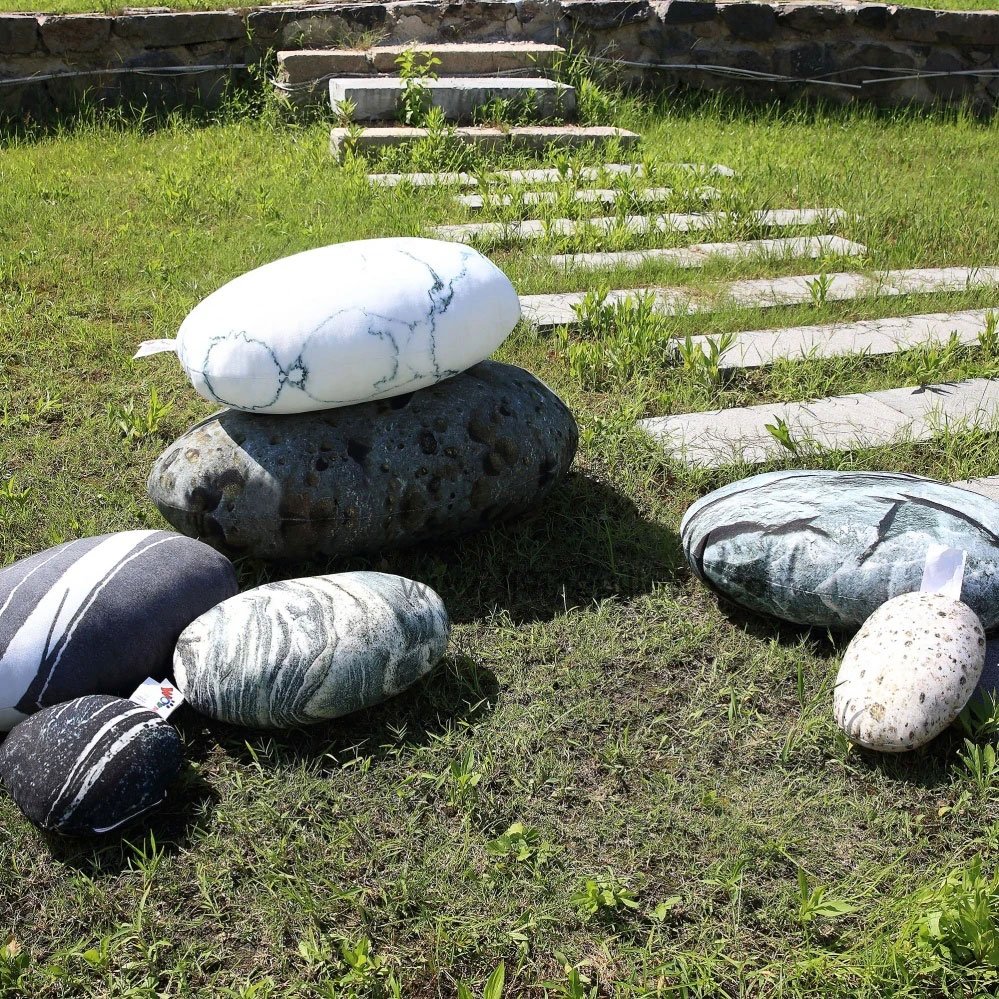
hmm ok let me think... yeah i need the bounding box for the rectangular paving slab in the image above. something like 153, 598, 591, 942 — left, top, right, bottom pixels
432, 208, 845, 243
952, 476, 999, 502
701, 309, 992, 370
519, 267, 999, 330
641, 377, 999, 469
328, 76, 575, 123
365, 162, 735, 187
455, 186, 720, 209
330, 126, 639, 160
548, 235, 866, 270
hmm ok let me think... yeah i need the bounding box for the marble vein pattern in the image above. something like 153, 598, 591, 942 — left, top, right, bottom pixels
174, 572, 450, 729
175, 237, 521, 414
0, 530, 238, 731
681, 470, 999, 631
0, 695, 183, 835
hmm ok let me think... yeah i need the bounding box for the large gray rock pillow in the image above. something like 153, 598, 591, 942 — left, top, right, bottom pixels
681, 470, 999, 630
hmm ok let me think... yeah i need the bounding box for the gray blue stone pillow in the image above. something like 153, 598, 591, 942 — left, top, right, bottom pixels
0, 530, 238, 730
681, 470, 999, 630
0, 694, 182, 836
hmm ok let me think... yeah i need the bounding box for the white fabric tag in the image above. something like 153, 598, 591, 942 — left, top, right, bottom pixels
133, 339, 177, 359
129, 677, 184, 719
919, 544, 967, 602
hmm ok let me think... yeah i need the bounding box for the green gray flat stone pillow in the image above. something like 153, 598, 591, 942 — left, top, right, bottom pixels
681, 470, 999, 630
174, 571, 450, 728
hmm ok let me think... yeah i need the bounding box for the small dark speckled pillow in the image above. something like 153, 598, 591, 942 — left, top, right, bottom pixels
0, 695, 182, 836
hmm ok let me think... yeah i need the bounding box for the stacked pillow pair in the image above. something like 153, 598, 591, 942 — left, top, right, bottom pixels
144, 237, 578, 562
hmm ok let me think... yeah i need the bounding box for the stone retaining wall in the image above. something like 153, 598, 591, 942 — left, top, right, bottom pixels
2, 0, 998, 119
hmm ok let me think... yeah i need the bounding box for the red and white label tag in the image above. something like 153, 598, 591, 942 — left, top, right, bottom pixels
129, 677, 184, 719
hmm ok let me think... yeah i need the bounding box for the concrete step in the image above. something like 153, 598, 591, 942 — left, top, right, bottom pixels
548, 235, 866, 270
330, 125, 640, 160
520, 266, 999, 330
698, 309, 993, 371
329, 76, 575, 124
365, 162, 736, 187
432, 208, 845, 244
641, 377, 999, 469
278, 42, 566, 87
456, 186, 721, 209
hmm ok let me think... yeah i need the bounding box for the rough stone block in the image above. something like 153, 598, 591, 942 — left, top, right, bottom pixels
923, 48, 976, 101
720, 2, 777, 41
888, 7, 942, 43
854, 4, 890, 30
777, 3, 846, 34
0, 14, 38, 55
39, 14, 111, 55
661, 1, 717, 25
563, 0, 651, 29
113, 12, 244, 47
928, 10, 999, 46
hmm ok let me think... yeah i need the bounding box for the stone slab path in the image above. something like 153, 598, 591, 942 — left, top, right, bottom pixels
519, 266, 999, 330
641, 377, 999, 469
433, 208, 845, 244
366, 162, 736, 186
702, 309, 993, 370
455, 186, 720, 209
953, 475, 999, 501
548, 235, 865, 270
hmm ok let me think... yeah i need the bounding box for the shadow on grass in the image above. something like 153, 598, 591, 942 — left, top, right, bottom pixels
248, 472, 684, 626
182, 652, 499, 773
715, 597, 847, 660
39, 761, 219, 874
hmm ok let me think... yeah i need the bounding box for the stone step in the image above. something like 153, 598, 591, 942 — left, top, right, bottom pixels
642, 377, 999, 469
701, 309, 993, 370
520, 266, 999, 330
456, 186, 721, 209
329, 76, 575, 124
433, 208, 846, 244
330, 125, 640, 160
365, 162, 736, 186
278, 43, 566, 88
548, 235, 866, 270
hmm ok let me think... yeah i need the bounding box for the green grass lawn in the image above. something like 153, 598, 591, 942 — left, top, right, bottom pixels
2, 82, 999, 997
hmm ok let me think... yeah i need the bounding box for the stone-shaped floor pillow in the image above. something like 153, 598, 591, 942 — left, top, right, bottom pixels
148, 361, 578, 561
0, 694, 183, 835
0, 530, 239, 731
174, 571, 450, 729
681, 470, 999, 631
170, 237, 521, 414
833, 591, 986, 751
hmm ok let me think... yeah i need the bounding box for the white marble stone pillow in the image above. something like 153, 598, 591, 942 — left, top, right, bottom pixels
167, 237, 521, 414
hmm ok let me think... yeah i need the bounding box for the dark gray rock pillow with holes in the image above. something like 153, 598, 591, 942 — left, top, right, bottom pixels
147, 361, 579, 561
0, 694, 183, 836
0, 530, 239, 731
681, 470, 999, 631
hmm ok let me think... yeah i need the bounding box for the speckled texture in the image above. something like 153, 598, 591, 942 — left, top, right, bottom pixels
0, 530, 238, 732
833, 592, 986, 752
0, 695, 182, 835
175, 237, 520, 414
174, 572, 450, 729
147, 361, 578, 562
681, 470, 999, 631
